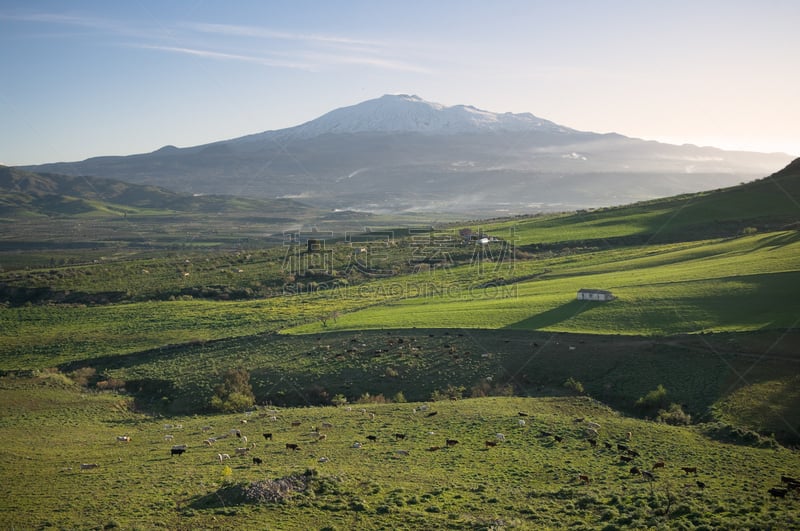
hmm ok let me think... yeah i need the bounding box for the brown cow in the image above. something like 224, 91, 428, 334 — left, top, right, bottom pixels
285, 443, 300, 451
485, 441, 497, 448
681, 466, 697, 475
653, 461, 665, 469
578, 474, 591, 484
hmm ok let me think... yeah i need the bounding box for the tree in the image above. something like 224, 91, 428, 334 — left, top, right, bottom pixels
211, 368, 255, 412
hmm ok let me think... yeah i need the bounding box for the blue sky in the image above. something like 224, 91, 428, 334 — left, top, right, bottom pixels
1, 0, 798, 165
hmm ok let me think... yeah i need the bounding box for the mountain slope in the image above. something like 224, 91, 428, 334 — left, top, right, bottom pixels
484, 156, 800, 247
0, 165, 312, 217
23, 95, 794, 214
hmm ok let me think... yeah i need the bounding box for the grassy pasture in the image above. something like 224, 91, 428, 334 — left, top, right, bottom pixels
2, 375, 799, 530
286, 230, 800, 335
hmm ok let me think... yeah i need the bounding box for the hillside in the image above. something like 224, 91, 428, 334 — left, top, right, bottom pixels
486, 156, 800, 247
0, 164, 314, 217
2, 376, 798, 530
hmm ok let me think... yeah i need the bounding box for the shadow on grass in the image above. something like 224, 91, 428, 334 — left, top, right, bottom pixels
504, 299, 607, 330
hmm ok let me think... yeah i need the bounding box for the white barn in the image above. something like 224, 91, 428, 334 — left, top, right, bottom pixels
577, 288, 615, 301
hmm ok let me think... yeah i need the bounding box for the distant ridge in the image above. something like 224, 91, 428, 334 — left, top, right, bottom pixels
0, 165, 312, 217
21, 95, 795, 214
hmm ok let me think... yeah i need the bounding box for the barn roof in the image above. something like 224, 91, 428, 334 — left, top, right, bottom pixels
577, 288, 613, 295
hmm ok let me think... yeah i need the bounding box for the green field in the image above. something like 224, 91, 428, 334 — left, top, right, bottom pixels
2, 375, 799, 530
286, 230, 800, 335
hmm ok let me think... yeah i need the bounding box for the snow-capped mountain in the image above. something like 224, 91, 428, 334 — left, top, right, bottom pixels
273, 94, 569, 138
23, 95, 794, 214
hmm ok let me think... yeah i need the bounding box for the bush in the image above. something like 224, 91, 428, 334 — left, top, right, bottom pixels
355, 393, 387, 404
431, 385, 465, 401
211, 368, 255, 412
331, 394, 348, 406
563, 377, 585, 395
69, 366, 97, 387
657, 403, 692, 425
635, 384, 669, 412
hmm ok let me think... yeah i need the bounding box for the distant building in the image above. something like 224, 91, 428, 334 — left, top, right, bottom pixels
577, 288, 615, 301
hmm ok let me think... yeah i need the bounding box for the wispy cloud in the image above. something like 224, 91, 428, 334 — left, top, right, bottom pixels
2, 11, 434, 74
181, 21, 430, 73
184, 22, 384, 48
133, 44, 317, 71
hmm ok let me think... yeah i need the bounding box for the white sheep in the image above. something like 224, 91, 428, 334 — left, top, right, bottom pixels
496, 433, 506, 441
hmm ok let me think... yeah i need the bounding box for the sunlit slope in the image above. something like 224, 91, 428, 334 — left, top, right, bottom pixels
286, 230, 800, 335
487, 157, 800, 246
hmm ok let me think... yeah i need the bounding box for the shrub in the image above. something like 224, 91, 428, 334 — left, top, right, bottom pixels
355, 393, 387, 404
431, 385, 465, 401
635, 384, 669, 412
563, 377, 585, 395
69, 366, 97, 387
657, 403, 692, 425
211, 368, 255, 412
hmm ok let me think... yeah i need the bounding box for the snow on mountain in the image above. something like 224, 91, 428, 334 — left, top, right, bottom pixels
238, 94, 570, 143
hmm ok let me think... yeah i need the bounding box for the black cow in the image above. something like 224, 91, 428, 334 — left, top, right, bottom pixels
170, 448, 186, 456
252, 457, 263, 465
262, 433, 273, 441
